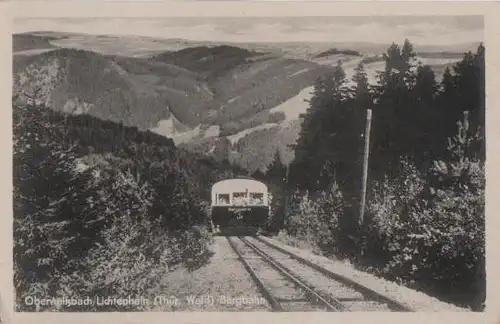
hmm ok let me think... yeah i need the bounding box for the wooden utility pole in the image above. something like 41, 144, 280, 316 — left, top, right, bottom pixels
359, 109, 372, 227
282, 164, 290, 229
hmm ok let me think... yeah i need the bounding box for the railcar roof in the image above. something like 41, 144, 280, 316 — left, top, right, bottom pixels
211, 178, 267, 193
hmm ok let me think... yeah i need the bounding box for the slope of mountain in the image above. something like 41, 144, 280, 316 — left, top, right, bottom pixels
152, 45, 334, 127
13, 48, 195, 128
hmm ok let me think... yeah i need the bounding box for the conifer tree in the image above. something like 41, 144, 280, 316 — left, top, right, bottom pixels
251, 169, 266, 181
290, 61, 348, 190
266, 148, 286, 185
416, 111, 485, 306
438, 44, 485, 161
335, 62, 372, 206
371, 40, 418, 177
351, 62, 372, 105
13, 100, 97, 303
265, 148, 287, 232
415, 64, 438, 105
401, 39, 417, 88
411, 63, 442, 164
441, 66, 454, 95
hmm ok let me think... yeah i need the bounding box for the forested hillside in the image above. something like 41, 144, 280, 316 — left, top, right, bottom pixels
267, 40, 485, 310
13, 45, 330, 131
14, 33, 469, 174
13, 43, 334, 174
13, 96, 244, 311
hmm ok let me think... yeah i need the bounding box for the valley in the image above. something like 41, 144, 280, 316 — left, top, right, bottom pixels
13, 31, 471, 173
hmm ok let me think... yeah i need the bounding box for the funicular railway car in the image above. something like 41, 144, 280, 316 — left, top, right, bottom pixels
210, 177, 269, 235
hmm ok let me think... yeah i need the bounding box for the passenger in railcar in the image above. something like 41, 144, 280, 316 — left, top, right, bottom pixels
233, 192, 248, 206
249, 192, 264, 205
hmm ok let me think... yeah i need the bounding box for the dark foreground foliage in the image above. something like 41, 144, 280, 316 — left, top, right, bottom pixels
271, 40, 485, 310
13, 100, 242, 311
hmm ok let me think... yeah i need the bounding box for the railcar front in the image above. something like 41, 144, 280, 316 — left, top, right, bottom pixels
210, 178, 269, 235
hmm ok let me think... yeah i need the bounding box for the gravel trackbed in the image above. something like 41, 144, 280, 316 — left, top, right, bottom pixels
153, 236, 270, 311
153, 235, 470, 312
259, 236, 470, 312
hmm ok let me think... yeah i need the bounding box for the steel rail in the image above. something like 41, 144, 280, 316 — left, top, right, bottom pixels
226, 236, 284, 312
239, 236, 346, 311
253, 235, 414, 312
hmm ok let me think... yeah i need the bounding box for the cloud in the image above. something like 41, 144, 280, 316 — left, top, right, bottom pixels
14, 17, 483, 46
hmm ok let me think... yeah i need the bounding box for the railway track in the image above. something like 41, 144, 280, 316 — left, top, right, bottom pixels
227, 235, 413, 312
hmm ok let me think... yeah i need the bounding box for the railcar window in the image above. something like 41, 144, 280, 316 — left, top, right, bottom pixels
249, 192, 264, 205
218, 194, 230, 205
232, 192, 248, 205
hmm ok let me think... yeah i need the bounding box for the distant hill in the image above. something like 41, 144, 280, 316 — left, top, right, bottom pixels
416, 51, 468, 59
153, 45, 260, 80
314, 48, 362, 59
13, 33, 58, 52
13, 32, 481, 59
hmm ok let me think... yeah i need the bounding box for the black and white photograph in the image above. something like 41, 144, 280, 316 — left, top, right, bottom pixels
11, 10, 486, 315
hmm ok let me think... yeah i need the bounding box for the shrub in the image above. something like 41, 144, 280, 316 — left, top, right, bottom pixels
285, 184, 345, 256
363, 113, 485, 309
13, 101, 217, 311
176, 225, 214, 271
281, 112, 485, 309
13, 103, 98, 309
362, 159, 426, 268
286, 189, 321, 239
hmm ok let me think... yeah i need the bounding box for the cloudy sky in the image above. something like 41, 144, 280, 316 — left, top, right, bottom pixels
15, 16, 483, 45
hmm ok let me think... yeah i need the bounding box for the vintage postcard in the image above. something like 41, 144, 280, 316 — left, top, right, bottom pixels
2, 1, 499, 324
